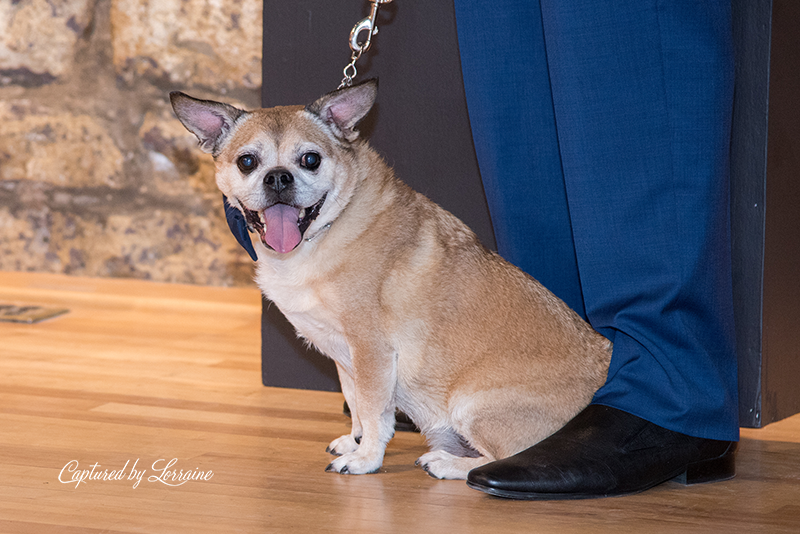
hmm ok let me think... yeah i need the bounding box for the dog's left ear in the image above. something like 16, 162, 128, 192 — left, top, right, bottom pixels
306, 79, 377, 142
170, 92, 246, 155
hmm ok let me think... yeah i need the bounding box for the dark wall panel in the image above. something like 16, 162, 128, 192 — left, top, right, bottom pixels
761, 0, 800, 425
730, 0, 771, 427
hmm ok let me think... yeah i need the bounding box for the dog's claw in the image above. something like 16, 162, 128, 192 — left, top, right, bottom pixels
325, 461, 351, 474
419, 462, 442, 479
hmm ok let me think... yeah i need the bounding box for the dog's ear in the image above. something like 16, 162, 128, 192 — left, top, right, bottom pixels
306, 79, 377, 142
169, 92, 246, 155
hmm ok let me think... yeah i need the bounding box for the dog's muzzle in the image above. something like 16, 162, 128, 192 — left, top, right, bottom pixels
241, 194, 327, 254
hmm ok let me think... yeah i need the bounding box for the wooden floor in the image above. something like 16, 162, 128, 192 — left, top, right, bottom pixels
1, 271, 799, 534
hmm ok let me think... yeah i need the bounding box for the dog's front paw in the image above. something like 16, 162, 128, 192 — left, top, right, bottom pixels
416, 450, 487, 480
325, 451, 382, 475
326, 434, 361, 456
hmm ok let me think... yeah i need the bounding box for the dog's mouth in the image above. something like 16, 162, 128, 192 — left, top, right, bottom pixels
241, 194, 327, 254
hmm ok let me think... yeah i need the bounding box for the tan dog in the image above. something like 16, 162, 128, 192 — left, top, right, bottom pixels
170, 81, 612, 479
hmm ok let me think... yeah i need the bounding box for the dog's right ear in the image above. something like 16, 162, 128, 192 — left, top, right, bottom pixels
306, 79, 378, 142
169, 92, 246, 155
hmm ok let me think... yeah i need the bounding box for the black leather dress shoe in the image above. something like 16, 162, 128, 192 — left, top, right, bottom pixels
467, 404, 736, 500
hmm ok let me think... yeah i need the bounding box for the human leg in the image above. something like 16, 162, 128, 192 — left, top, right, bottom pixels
539, 0, 738, 441
454, 0, 586, 318
456, 0, 739, 498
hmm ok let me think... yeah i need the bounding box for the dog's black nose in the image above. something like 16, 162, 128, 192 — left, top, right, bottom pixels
264, 168, 294, 194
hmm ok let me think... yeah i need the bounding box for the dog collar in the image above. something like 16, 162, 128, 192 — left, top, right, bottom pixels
304, 222, 332, 243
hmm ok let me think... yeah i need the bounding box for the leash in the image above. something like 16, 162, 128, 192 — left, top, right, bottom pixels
339, 0, 394, 88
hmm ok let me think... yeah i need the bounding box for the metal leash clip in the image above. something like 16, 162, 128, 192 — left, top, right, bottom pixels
340, 0, 393, 88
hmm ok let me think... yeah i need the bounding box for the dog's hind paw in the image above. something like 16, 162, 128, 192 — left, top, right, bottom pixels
325, 451, 382, 475
416, 450, 489, 480
326, 434, 361, 456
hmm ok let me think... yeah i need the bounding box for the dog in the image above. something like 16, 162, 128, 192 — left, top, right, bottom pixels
170, 80, 612, 479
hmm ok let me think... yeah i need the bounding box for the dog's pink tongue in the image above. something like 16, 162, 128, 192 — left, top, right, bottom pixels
262, 204, 301, 253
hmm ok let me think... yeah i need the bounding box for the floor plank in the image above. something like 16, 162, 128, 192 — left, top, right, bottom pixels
1, 271, 798, 533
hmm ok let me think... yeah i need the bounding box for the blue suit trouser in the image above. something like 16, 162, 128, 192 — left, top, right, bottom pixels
454, 0, 739, 441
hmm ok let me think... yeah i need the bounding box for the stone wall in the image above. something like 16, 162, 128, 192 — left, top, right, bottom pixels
0, 0, 263, 286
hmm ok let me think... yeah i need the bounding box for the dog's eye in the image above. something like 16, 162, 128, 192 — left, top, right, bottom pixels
300, 152, 321, 171
237, 154, 259, 174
